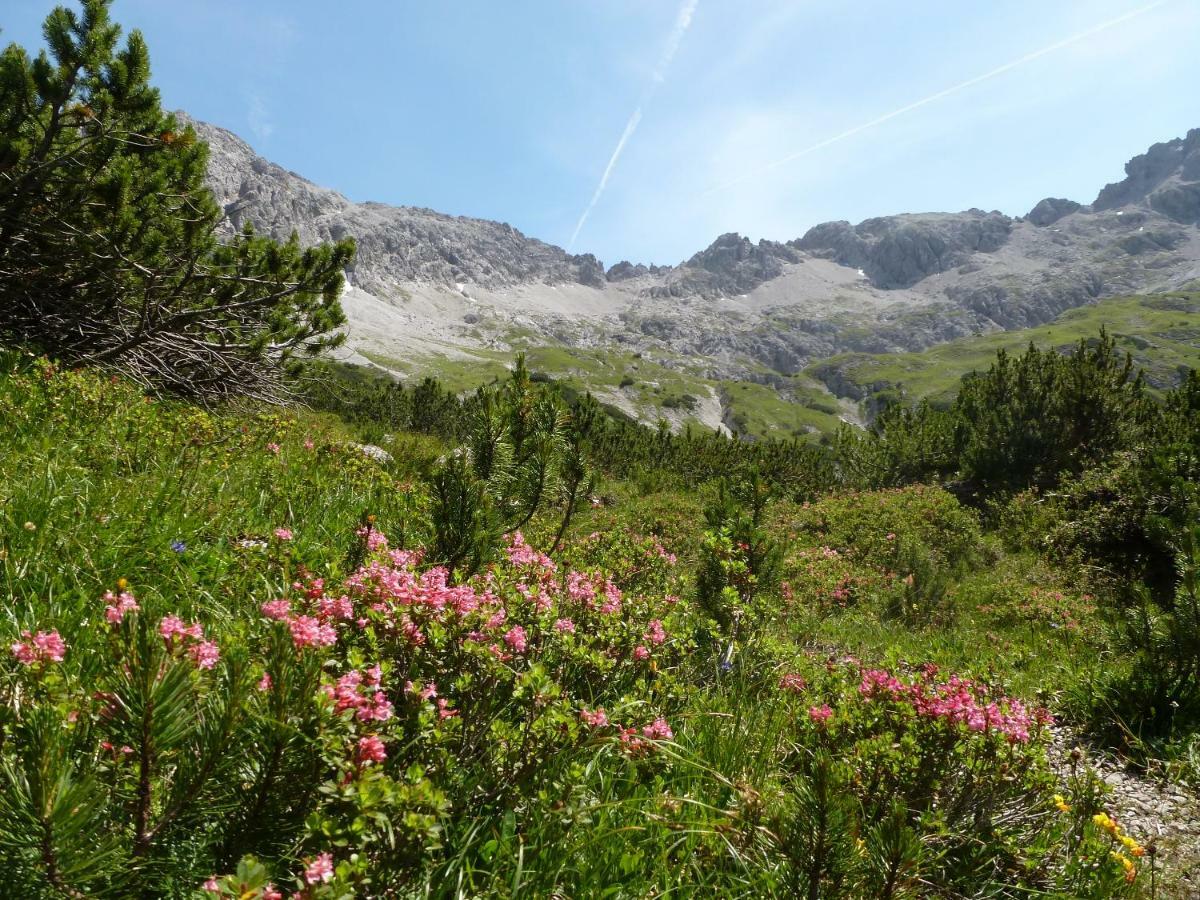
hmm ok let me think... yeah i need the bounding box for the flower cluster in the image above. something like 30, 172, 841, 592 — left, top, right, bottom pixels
579, 707, 674, 756
103, 589, 139, 624
506, 531, 555, 570
1092, 812, 1144, 882
159, 615, 220, 669
324, 666, 394, 722
856, 667, 1050, 743
10, 629, 67, 666
260, 598, 338, 650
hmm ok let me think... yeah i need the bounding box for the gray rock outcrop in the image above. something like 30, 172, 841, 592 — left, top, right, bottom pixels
1026, 198, 1083, 227
182, 111, 1200, 405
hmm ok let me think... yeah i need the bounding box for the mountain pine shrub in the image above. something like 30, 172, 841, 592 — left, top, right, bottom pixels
0, 0, 354, 400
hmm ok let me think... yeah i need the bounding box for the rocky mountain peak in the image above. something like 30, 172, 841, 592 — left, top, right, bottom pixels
1025, 197, 1084, 227
1093, 128, 1200, 223
180, 113, 611, 295
795, 210, 1012, 289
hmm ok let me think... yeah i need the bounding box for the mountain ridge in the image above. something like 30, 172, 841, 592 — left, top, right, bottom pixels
182, 111, 1200, 433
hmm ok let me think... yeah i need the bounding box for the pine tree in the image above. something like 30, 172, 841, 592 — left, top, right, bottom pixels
0, 0, 355, 399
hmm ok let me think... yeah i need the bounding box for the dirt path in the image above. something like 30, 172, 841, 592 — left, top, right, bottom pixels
1049, 727, 1199, 896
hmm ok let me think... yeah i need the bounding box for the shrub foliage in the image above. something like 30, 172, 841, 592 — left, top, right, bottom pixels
0, 0, 354, 399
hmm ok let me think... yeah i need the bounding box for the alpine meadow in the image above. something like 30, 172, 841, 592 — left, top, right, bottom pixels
2, 1, 1200, 897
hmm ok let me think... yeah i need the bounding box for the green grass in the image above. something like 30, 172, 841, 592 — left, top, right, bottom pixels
721, 379, 845, 440
810, 292, 1200, 407
363, 293, 1200, 440
0, 353, 1177, 896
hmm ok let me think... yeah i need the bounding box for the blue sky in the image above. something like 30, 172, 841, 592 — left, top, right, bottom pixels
6, 1, 1200, 266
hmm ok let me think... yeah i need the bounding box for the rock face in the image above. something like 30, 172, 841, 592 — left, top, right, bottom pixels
1026, 198, 1083, 227
183, 112, 1200, 404
795, 211, 1013, 288
649, 233, 802, 298
1093, 128, 1200, 224
184, 114, 606, 294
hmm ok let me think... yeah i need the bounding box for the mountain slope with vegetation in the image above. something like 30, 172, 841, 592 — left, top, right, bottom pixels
2, 2, 1200, 897
812, 291, 1200, 414
4, 344, 1199, 896
183, 114, 1200, 434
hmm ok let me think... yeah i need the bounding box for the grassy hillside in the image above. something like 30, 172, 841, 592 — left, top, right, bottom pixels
362, 340, 850, 442
359, 293, 1200, 439
810, 292, 1200, 409
1, 352, 1193, 896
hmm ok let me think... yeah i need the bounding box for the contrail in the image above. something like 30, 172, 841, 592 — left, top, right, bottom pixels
702, 0, 1173, 197
569, 0, 699, 249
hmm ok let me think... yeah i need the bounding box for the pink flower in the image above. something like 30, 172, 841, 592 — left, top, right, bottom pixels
304, 438, 315, 451
506, 531, 555, 570
566, 571, 596, 604
11, 643, 37, 672
257, 672, 273, 692
202, 876, 220, 892
599, 580, 622, 615
633, 646, 650, 661
364, 692, 395, 722
304, 852, 334, 885
355, 525, 388, 552
262, 886, 283, 900
580, 707, 609, 728
553, 618, 575, 634
356, 734, 387, 766
289, 615, 337, 650
779, 673, 807, 693
504, 625, 528, 653
188, 640, 220, 670
642, 717, 673, 741
437, 697, 458, 719
645, 620, 667, 645
260, 599, 292, 621
157, 616, 184, 639
11, 640, 37, 666
266, 442, 281, 455
808, 704, 833, 723
619, 728, 649, 755
103, 590, 139, 624
35, 630, 67, 662
273, 527, 293, 542
11, 629, 67, 665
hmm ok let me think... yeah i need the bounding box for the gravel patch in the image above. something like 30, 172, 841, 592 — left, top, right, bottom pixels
1049, 727, 1200, 895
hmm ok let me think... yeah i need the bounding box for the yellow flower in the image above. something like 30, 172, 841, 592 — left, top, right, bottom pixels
1053, 794, 1071, 813
1092, 812, 1118, 835
1110, 851, 1137, 882
1120, 834, 1143, 856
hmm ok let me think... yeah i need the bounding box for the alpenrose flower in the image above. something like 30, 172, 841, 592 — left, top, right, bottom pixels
188, 640, 220, 670
11, 629, 67, 665
779, 673, 807, 693
304, 852, 334, 884
808, 704, 833, 723
103, 590, 139, 624
356, 734, 388, 766
856, 667, 1050, 743
325, 667, 394, 722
